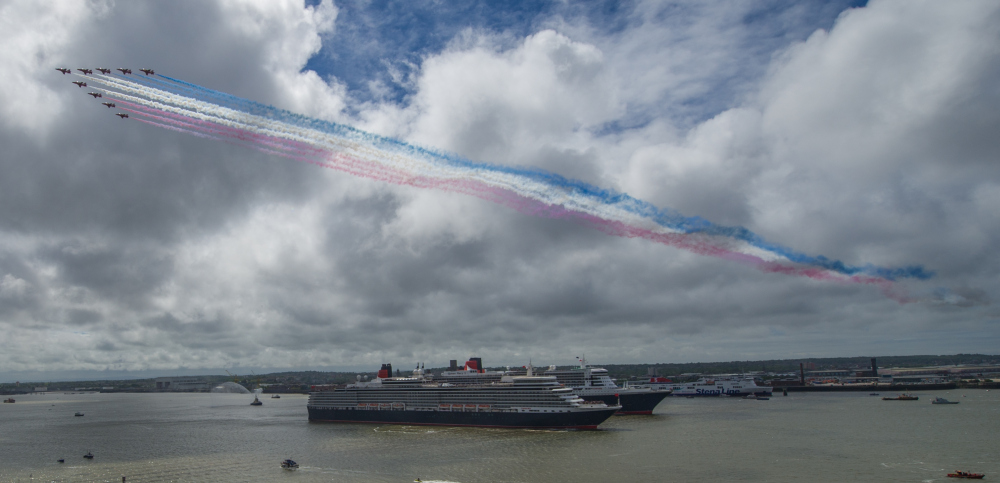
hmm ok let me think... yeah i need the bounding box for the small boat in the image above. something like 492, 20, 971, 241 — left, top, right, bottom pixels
250, 396, 263, 406
271, 394, 280, 399
947, 470, 984, 479
74, 412, 85, 416
882, 394, 918, 401
932, 397, 959, 405
280, 459, 299, 470
83, 452, 94, 459
57, 459, 65, 463
869, 393, 879, 396
2, 398, 14, 403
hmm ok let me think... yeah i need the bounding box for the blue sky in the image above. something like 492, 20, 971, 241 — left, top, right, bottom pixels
305, 0, 866, 125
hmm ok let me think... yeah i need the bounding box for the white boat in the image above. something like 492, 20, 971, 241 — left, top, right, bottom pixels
661, 377, 773, 397
931, 397, 959, 405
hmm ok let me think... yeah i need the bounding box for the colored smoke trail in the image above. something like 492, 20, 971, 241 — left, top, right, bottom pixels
80, 72, 931, 299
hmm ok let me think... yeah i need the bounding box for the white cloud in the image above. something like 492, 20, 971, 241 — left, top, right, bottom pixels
407, 29, 622, 163
0, 1, 92, 136
2, 0, 1000, 378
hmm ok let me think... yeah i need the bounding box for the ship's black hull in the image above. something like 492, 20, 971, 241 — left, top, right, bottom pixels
307, 406, 619, 429
580, 391, 670, 415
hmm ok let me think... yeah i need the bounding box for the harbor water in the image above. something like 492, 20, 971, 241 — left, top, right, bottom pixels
1, 390, 997, 482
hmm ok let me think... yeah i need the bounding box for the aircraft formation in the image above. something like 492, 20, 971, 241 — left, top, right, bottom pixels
58, 66, 154, 120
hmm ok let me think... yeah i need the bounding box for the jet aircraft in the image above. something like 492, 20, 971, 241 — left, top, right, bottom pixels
102, 102, 116, 108
116, 68, 132, 75
96, 68, 111, 74
116, 113, 128, 119
139, 68, 154, 75
56, 68, 71, 75
87, 92, 102, 98
76, 68, 93, 75
72, 81, 87, 88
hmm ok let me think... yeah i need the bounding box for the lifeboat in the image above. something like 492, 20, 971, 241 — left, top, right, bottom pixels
947, 470, 984, 479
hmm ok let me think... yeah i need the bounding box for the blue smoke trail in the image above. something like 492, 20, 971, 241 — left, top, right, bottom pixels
125, 74, 931, 282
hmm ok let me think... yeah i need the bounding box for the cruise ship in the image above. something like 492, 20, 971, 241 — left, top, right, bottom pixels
434, 358, 671, 415
630, 376, 772, 397
307, 363, 620, 429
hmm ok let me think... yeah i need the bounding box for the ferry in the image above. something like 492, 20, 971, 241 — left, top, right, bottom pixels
307, 363, 620, 429
633, 376, 773, 397
434, 358, 670, 415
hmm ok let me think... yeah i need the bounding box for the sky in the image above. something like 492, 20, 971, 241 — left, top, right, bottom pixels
1, 0, 999, 382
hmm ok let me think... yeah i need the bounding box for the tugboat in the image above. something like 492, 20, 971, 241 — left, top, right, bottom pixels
947, 470, 985, 479
280, 459, 299, 470
3, 397, 14, 403
882, 394, 918, 401
83, 451, 94, 459
250, 396, 263, 406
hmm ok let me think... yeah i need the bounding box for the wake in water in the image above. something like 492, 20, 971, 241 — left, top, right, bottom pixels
74, 71, 932, 302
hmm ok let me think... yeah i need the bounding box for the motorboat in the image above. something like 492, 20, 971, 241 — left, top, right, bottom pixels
57, 459, 64, 463
74, 412, 85, 416
947, 470, 984, 479
271, 394, 280, 399
932, 397, 960, 405
83, 452, 94, 459
281, 459, 299, 470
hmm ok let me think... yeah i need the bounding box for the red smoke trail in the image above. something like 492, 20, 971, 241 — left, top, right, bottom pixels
115, 87, 916, 302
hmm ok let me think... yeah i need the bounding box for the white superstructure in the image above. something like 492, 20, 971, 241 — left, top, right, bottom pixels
631, 376, 772, 397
